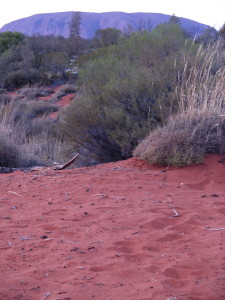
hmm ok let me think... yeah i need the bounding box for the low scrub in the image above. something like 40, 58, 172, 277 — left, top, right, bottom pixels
18, 87, 54, 100
134, 113, 225, 166
62, 26, 192, 165
3, 69, 42, 89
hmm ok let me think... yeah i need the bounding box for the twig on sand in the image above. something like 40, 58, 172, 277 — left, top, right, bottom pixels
8, 191, 21, 197
53, 153, 79, 170
92, 193, 108, 198
159, 165, 170, 173
41, 291, 52, 300
207, 227, 225, 231
172, 208, 179, 217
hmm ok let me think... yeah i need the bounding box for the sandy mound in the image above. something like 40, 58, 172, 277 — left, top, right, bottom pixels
0, 155, 224, 300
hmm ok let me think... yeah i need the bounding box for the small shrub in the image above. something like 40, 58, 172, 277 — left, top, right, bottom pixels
0, 136, 19, 167
18, 87, 54, 100
133, 113, 225, 166
3, 69, 42, 89
59, 84, 77, 94
0, 94, 12, 104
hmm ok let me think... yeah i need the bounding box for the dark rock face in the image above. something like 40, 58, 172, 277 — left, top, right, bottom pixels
0, 11, 211, 39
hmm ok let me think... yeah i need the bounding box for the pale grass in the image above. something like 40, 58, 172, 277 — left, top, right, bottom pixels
134, 41, 225, 166
0, 100, 65, 167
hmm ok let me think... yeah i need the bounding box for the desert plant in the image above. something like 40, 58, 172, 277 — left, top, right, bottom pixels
61, 26, 193, 165
134, 42, 225, 166
3, 68, 42, 89
0, 98, 66, 168
18, 87, 54, 100
0, 94, 12, 104
0, 136, 19, 167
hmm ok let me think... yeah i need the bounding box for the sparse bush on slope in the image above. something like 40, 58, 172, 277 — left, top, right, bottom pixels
134, 42, 225, 166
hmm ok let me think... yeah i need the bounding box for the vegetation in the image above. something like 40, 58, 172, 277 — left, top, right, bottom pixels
0, 18, 224, 168
134, 42, 225, 166
0, 89, 65, 168
62, 24, 197, 165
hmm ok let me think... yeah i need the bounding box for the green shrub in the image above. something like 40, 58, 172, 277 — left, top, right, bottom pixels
61, 26, 192, 165
3, 69, 42, 89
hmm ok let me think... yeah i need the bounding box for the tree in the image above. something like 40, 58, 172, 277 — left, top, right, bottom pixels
94, 28, 121, 48
197, 27, 219, 45
0, 31, 24, 55
169, 14, 181, 25
219, 23, 225, 40
69, 12, 81, 39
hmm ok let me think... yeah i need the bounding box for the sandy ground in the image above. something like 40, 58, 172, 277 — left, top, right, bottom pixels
0, 155, 225, 300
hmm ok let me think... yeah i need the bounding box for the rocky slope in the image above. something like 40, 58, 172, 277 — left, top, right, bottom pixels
0, 11, 211, 39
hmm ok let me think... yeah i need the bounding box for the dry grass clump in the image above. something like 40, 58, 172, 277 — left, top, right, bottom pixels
134, 42, 225, 166
59, 84, 77, 94
134, 113, 225, 166
0, 99, 65, 168
49, 84, 77, 103
0, 94, 12, 104
0, 136, 19, 167
18, 87, 54, 100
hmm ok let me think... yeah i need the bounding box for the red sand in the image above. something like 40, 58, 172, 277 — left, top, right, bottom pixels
0, 155, 225, 300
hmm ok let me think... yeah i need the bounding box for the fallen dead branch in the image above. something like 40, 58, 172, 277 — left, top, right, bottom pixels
53, 153, 79, 170
207, 227, 225, 231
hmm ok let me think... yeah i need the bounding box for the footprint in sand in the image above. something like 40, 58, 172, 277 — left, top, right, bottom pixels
140, 218, 177, 230
89, 264, 114, 272
186, 178, 210, 190
156, 233, 183, 242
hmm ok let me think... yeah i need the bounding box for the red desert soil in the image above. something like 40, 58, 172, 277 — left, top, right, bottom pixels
0, 155, 225, 300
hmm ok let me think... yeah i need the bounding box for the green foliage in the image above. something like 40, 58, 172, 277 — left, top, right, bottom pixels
3, 68, 42, 89
0, 31, 24, 55
94, 28, 122, 48
62, 25, 193, 165
0, 34, 72, 88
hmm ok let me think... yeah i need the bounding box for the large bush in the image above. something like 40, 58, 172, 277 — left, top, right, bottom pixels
62, 24, 192, 165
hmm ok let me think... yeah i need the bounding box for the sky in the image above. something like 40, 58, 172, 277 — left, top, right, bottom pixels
0, 0, 224, 30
